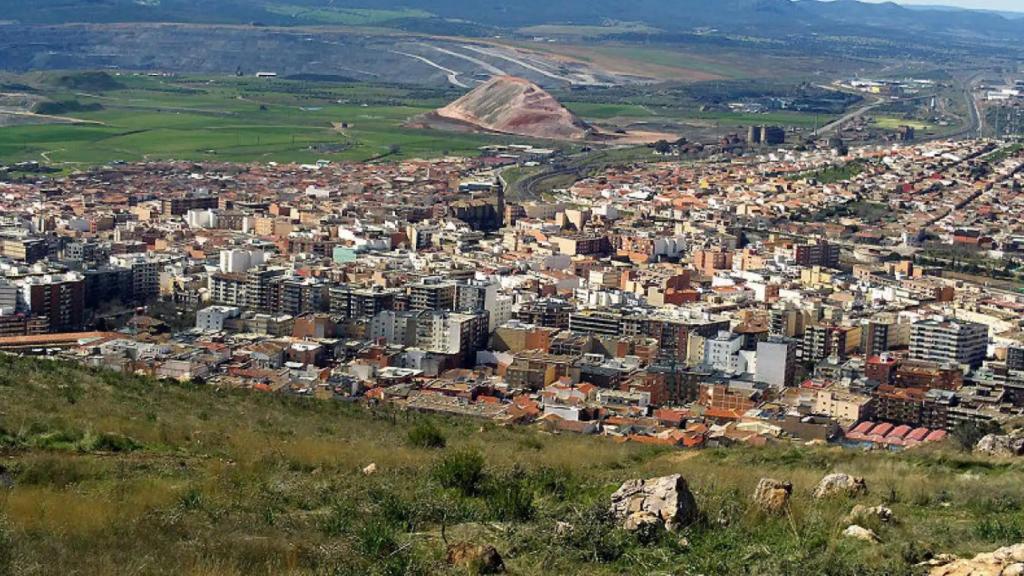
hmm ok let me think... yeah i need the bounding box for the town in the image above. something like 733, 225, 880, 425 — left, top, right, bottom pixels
1, 136, 1022, 453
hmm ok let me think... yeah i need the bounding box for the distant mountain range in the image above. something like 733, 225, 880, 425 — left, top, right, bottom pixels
904, 4, 1024, 19
0, 0, 1021, 41
0, 0, 1021, 55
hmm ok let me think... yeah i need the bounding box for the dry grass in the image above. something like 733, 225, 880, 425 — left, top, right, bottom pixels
1, 355, 1024, 575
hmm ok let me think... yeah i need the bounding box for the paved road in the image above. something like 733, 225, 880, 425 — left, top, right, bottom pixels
390, 50, 468, 88
811, 100, 883, 138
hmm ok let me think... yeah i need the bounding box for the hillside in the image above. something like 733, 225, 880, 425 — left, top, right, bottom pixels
1, 354, 1024, 575
436, 76, 590, 141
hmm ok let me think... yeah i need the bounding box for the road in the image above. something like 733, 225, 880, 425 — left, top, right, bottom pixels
811, 100, 882, 138
961, 72, 985, 138
390, 50, 468, 88
424, 44, 507, 77
459, 44, 578, 85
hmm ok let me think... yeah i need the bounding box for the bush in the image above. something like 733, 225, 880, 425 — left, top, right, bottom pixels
530, 466, 575, 500
369, 486, 416, 531
951, 421, 1001, 452
974, 516, 1024, 541
356, 517, 398, 558
82, 431, 142, 453
486, 470, 534, 522
31, 428, 82, 451
407, 421, 446, 449
562, 504, 629, 563
321, 499, 355, 536
16, 454, 91, 487
433, 449, 486, 496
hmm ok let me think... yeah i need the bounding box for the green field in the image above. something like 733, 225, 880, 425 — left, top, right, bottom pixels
261, 5, 433, 25
563, 102, 656, 119
0, 74, 518, 167
873, 116, 933, 131
516, 23, 663, 38
0, 73, 841, 169
1, 354, 1024, 575
563, 101, 834, 129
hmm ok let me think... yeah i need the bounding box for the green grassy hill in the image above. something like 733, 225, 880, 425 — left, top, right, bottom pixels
0, 354, 1023, 575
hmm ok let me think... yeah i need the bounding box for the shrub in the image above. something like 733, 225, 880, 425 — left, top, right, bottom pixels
951, 421, 1001, 451
486, 471, 534, 522
356, 517, 398, 558
407, 421, 446, 449
562, 504, 629, 563
82, 431, 142, 453
974, 516, 1024, 541
369, 487, 416, 531
321, 499, 355, 536
16, 454, 91, 487
178, 487, 205, 511
530, 466, 575, 500
31, 428, 82, 451
433, 449, 486, 496
517, 435, 544, 451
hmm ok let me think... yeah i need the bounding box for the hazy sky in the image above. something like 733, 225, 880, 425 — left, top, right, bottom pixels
860, 0, 1024, 11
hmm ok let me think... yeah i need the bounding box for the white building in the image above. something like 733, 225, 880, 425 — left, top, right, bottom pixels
196, 305, 241, 332
186, 209, 218, 229
755, 337, 796, 388
704, 331, 745, 374
219, 249, 266, 274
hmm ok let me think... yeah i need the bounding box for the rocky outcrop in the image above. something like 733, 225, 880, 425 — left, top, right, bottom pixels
927, 543, 1024, 576
436, 76, 590, 141
752, 478, 793, 514
813, 473, 867, 499
843, 525, 881, 543
609, 474, 699, 532
446, 542, 505, 574
975, 434, 1024, 457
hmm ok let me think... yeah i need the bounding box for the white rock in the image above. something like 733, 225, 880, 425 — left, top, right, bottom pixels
843, 524, 880, 543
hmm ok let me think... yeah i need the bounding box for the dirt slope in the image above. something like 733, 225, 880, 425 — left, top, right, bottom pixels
436, 75, 590, 140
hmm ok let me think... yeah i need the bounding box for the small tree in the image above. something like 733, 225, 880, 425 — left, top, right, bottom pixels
951, 420, 1000, 452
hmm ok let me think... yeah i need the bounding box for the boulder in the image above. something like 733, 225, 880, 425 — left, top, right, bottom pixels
928, 543, 1024, 576
623, 510, 660, 532
446, 542, 505, 574
845, 504, 894, 524
609, 474, 698, 532
917, 554, 960, 569
813, 473, 867, 499
975, 434, 1024, 457
752, 478, 793, 514
843, 524, 881, 543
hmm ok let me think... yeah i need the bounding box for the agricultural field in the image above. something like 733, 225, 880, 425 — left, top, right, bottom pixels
0, 72, 840, 170
563, 102, 836, 132
872, 116, 934, 131
0, 73, 519, 168
1, 354, 1024, 575
260, 5, 433, 25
